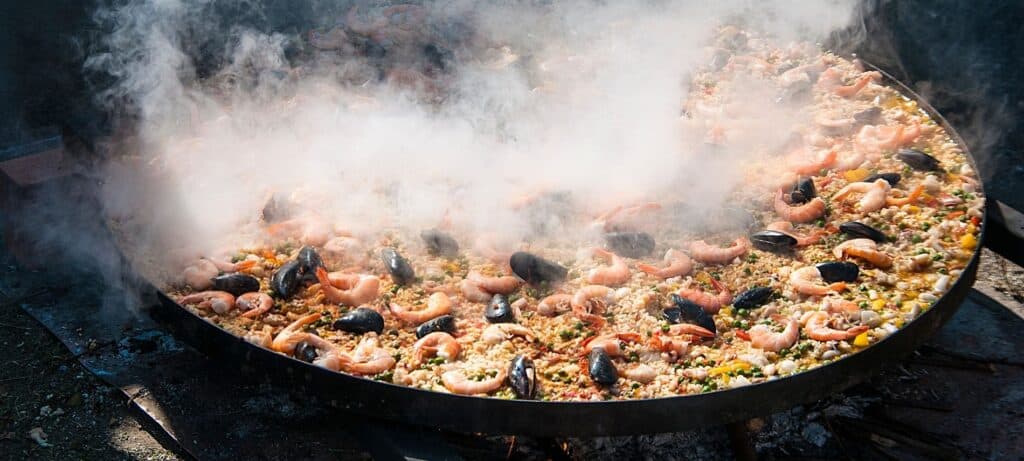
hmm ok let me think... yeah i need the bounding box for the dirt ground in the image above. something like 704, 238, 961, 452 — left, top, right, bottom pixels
0, 248, 1021, 460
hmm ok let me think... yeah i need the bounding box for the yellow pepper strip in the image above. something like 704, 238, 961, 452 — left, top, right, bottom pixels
960, 234, 978, 250
708, 360, 751, 378
853, 332, 870, 347
843, 168, 870, 182
872, 299, 886, 310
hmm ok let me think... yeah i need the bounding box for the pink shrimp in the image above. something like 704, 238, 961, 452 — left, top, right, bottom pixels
766, 221, 826, 247
571, 285, 615, 327
833, 238, 893, 269
774, 189, 827, 223
833, 147, 867, 171
832, 179, 891, 212
466, 272, 523, 295
237, 292, 274, 318
637, 249, 693, 279
481, 323, 534, 345
804, 311, 869, 341
442, 366, 508, 395
271, 313, 321, 355
581, 332, 643, 357
650, 324, 715, 355
747, 317, 800, 352
323, 236, 368, 267
459, 278, 494, 303
338, 337, 396, 375
411, 332, 460, 366
537, 293, 573, 316
688, 238, 750, 265
182, 259, 218, 290
207, 258, 257, 274
315, 267, 380, 306
179, 291, 235, 315
593, 202, 661, 232
791, 149, 837, 175
823, 298, 862, 321
586, 249, 631, 286
676, 278, 732, 314
789, 266, 847, 296
390, 292, 453, 324
833, 71, 881, 98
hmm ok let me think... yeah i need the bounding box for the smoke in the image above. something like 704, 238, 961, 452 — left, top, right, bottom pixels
84, 0, 863, 280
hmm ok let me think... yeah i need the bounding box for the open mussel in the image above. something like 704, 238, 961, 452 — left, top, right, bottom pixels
210, 273, 260, 297
261, 192, 294, 223
750, 230, 798, 253
789, 177, 816, 204
665, 294, 716, 335
509, 252, 567, 285
853, 106, 883, 125
816, 261, 859, 283
897, 148, 943, 172
839, 221, 887, 243
297, 246, 325, 283
485, 294, 515, 323
271, 260, 301, 299
416, 315, 456, 338
294, 341, 318, 363
604, 232, 655, 258
332, 307, 384, 335
508, 355, 537, 399
381, 248, 416, 286
862, 172, 901, 186
588, 349, 618, 386
733, 287, 773, 309
420, 229, 459, 258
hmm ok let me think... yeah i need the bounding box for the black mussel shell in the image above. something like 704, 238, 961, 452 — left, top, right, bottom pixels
271, 260, 301, 299
332, 307, 384, 335
297, 246, 325, 283
420, 229, 459, 258
863, 172, 901, 186
381, 248, 416, 286
816, 261, 860, 283
777, 79, 812, 104
210, 273, 260, 297
897, 149, 943, 172
839, 221, 887, 243
588, 349, 618, 386
508, 355, 537, 399
509, 252, 567, 285
423, 43, 453, 71
733, 287, 773, 310
853, 106, 883, 125
790, 177, 817, 204
666, 294, 717, 335
294, 341, 318, 363
750, 230, 798, 252
261, 193, 294, 223
485, 294, 515, 323
604, 232, 655, 258
415, 315, 457, 339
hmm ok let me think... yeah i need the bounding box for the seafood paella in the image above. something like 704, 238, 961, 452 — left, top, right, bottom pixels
169, 28, 984, 401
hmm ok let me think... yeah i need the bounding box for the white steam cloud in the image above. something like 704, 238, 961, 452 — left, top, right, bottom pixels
86, 0, 862, 277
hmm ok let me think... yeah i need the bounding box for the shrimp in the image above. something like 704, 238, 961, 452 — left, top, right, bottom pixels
833, 71, 881, 98
593, 202, 661, 232
832, 179, 890, 212
182, 259, 218, 290
572, 285, 615, 327
586, 249, 631, 286
411, 332, 460, 366
581, 332, 643, 357
323, 236, 368, 267
315, 267, 380, 306
338, 337, 396, 375
481, 323, 534, 345
650, 324, 715, 355
637, 249, 693, 279
442, 366, 508, 395
390, 292, 453, 324
466, 272, 523, 295
789, 266, 847, 296
766, 221, 826, 247
833, 148, 867, 171
774, 189, 827, 223
244, 325, 273, 348
885, 184, 924, 207
237, 292, 274, 318
791, 149, 837, 175
271, 313, 321, 355
833, 238, 893, 268
804, 311, 869, 341
854, 122, 918, 159
823, 298, 861, 321
688, 238, 750, 265
179, 291, 235, 315
537, 294, 573, 317
747, 317, 800, 352
208, 258, 257, 274
621, 364, 658, 384
676, 278, 733, 314
266, 216, 330, 246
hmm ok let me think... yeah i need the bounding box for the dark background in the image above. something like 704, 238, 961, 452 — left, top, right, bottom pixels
1, 0, 1022, 206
